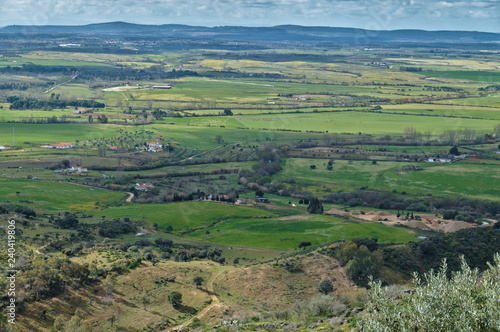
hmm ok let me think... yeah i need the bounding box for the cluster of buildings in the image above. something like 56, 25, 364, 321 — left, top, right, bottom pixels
42, 142, 74, 149
53, 166, 88, 174
135, 183, 155, 191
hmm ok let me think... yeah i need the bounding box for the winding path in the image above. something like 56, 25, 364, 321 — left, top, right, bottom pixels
168, 269, 226, 331
125, 192, 134, 202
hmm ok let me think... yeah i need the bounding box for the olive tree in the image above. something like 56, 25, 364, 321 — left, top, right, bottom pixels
361, 254, 500, 331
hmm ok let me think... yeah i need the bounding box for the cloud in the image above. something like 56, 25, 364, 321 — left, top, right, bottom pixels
0, 0, 498, 32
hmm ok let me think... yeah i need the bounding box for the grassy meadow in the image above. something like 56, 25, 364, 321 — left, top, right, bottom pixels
276, 158, 500, 201
0, 177, 124, 211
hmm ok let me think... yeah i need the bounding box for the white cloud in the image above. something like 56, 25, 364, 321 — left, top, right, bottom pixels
0, 0, 498, 32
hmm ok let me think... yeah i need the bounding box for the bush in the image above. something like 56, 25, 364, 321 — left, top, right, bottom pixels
361, 254, 500, 331
293, 295, 347, 318
318, 280, 334, 295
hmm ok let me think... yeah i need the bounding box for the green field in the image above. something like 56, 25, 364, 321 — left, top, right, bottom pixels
436, 94, 500, 107
101, 200, 419, 250
421, 71, 500, 83
158, 111, 498, 137
276, 158, 500, 201
187, 213, 419, 250
0, 123, 116, 144
232, 112, 496, 135
382, 104, 500, 120
0, 177, 124, 211
102, 201, 276, 230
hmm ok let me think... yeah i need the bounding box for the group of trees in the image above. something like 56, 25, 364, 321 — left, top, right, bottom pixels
6, 96, 105, 110
98, 218, 137, 238
0, 63, 199, 81
323, 189, 500, 220
332, 239, 383, 286
403, 126, 498, 145
0, 204, 36, 218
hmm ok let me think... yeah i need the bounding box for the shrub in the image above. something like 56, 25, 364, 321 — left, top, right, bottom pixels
361, 254, 500, 331
318, 280, 334, 295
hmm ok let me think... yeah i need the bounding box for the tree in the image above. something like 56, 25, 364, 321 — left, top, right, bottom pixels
88, 115, 93, 124
98, 145, 107, 157
153, 223, 158, 230
223, 108, 233, 115
215, 135, 223, 143
98, 114, 108, 123
62, 159, 71, 168
299, 241, 312, 248
168, 291, 182, 308
318, 280, 334, 295
255, 190, 264, 197
307, 197, 324, 214
362, 254, 500, 332
449, 146, 460, 155
193, 276, 204, 288
165, 225, 173, 232
56, 214, 79, 229
345, 245, 381, 285
403, 126, 418, 141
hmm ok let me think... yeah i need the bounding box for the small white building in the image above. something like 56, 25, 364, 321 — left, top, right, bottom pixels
73, 109, 89, 114
148, 142, 162, 152
135, 183, 154, 191
69, 167, 88, 172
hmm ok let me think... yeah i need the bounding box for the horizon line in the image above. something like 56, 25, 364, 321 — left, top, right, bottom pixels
0, 21, 498, 34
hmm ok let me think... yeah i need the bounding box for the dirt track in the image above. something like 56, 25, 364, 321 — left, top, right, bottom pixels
168, 269, 227, 331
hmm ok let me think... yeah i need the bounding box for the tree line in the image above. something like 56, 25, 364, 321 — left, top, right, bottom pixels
6, 96, 105, 110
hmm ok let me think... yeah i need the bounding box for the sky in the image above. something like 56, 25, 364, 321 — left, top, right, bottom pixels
0, 0, 498, 32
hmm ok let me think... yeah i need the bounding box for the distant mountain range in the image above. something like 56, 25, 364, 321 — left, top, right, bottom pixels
1, 22, 499, 44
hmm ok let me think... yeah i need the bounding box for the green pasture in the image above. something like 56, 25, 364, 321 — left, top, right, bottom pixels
124, 78, 385, 102
382, 104, 500, 120
185, 106, 370, 116
420, 71, 500, 83
50, 84, 97, 99
101, 200, 419, 250
276, 158, 500, 201
101, 201, 276, 230
379, 161, 500, 201
229, 111, 496, 135
148, 123, 316, 150
435, 94, 500, 108
0, 109, 71, 122
188, 214, 419, 250
0, 123, 116, 144
0, 177, 124, 211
